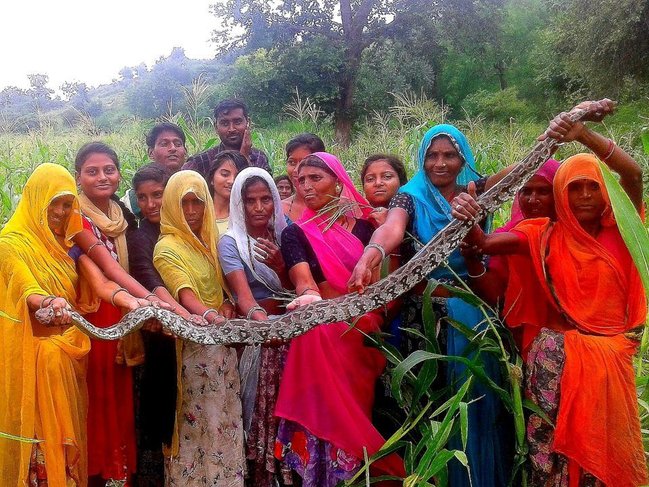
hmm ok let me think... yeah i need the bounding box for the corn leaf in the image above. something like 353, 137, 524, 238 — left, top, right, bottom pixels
599, 162, 649, 360
0, 431, 40, 443
459, 401, 468, 451
0, 309, 19, 322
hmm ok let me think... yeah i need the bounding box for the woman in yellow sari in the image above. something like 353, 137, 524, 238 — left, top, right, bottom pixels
0, 163, 153, 487
153, 170, 243, 486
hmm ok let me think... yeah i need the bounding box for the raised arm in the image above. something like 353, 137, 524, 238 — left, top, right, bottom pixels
540, 99, 643, 211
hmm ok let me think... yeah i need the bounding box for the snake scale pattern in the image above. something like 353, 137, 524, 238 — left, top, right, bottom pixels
35, 109, 588, 345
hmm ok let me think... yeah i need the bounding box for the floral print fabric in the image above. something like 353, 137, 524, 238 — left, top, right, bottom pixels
525, 328, 603, 487
165, 342, 245, 487
245, 345, 293, 486
275, 420, 361, 487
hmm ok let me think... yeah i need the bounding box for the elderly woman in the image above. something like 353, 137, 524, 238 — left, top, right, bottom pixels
0, 163, 152, 487
218, 167, 293, 485
349, 125, 515, 487
274, 152, 404, 486
455, 100, 647, 486
153, 170, 243, 486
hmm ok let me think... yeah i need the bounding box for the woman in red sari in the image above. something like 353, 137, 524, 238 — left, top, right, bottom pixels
274, 152, 404, 485
72, 142, 170, 486
453, 103, 647, 486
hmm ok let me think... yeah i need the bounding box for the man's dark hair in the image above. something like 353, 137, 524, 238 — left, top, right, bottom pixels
145, 122, 186, 150
132, 163, 171, 191
285, 133, 326, 158
214, 99, 249, 120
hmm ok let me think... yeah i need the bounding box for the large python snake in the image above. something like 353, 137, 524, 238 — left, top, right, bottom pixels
35, 108, 589, 345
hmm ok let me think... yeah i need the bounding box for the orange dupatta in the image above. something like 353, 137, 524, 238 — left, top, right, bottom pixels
512, 154, 647, 487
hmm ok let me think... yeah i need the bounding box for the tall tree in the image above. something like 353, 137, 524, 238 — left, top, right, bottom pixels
544, 0, 649, 97
27, 74, 55, 111
211, 0, 433, 145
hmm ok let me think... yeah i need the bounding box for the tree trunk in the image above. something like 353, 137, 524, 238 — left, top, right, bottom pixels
333, 0, 375, 148
334, 69, 357, 148
494, 59, 507, 90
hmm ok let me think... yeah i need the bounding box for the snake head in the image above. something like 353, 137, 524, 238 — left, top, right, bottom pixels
34, 307, 55, 325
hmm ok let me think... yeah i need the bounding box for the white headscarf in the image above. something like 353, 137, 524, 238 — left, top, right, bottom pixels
225, 167, 287, 295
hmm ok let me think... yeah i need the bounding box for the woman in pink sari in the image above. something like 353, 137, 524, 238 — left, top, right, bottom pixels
274, 152, 404, 485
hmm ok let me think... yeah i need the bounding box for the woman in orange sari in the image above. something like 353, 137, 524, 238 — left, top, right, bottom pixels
454, 103, 647, 486
0, 163, 153, 487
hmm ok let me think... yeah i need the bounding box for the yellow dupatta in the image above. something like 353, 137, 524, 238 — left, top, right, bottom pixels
153, 170, 228, 456
153, 170, 226, 305
0, 163, 93, 487
77, 193, 130, 271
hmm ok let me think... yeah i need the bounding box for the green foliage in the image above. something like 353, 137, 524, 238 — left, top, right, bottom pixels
544, 0, 649, 98
462, 88, 535, 122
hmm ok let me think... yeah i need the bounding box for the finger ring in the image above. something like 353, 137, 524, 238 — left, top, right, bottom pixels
455, 205, 462, 211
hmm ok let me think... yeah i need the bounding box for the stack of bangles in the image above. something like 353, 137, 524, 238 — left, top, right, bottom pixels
246, 305, 267, 319
202, 308, 219, 320
365, 242, 386, 261
39, 295, 57, 308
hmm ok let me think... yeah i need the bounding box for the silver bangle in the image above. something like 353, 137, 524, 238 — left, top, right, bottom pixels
366, 242, 386, 261
202, 308, 218, 320
246, 305, 267, 320
467, 265, 487, 279
110, 287, 129, 306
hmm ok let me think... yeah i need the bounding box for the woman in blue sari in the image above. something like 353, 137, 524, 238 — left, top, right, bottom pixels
349, 124, 513, 486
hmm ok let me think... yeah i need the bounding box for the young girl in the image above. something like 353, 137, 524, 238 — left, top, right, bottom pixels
208, 150, 249, 236
73, 142, 146, 485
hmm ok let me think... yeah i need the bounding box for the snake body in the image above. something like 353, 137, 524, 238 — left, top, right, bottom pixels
35, 109, 587, 345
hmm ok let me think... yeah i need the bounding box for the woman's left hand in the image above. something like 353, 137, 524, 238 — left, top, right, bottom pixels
450, 181, 480, 222
254, 238, 285, 273
219, 301, 236, 319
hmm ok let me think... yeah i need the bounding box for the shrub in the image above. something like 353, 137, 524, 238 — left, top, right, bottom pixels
462, 87, 535, 123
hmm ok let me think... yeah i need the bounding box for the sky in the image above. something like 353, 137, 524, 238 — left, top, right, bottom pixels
2, 0, 221, 91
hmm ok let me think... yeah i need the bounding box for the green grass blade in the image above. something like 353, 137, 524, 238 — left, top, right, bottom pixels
0, 431, 40, 443
0, 309, 19, 321
599, 162, 649, 360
